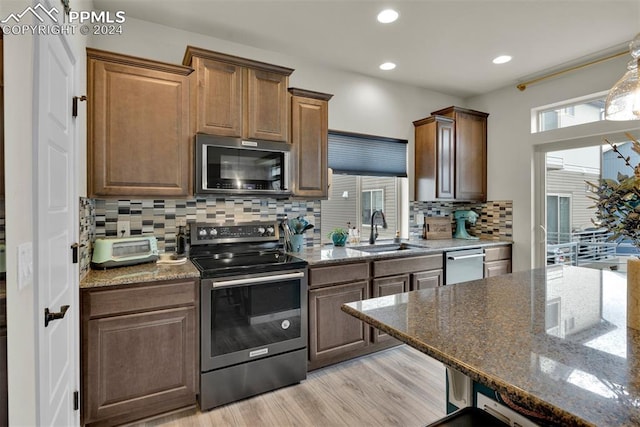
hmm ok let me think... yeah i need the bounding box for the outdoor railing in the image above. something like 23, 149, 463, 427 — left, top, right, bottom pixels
547, 228, 617, 266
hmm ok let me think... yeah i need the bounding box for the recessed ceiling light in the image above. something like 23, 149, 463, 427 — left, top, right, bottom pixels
492, 55, 512, 64
379, 62, 396, 71
377, 9, 399, 24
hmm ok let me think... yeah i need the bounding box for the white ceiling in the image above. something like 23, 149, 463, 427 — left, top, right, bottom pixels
93, 0, 640, 98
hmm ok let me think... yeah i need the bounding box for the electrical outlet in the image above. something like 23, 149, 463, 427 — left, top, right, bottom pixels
117, 220, 130, 237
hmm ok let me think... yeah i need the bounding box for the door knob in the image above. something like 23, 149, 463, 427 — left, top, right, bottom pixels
44, 305, 70, 327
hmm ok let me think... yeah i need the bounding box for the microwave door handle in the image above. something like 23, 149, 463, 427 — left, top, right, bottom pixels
212, 271, 305, 289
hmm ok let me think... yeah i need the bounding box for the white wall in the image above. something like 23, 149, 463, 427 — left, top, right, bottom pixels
86, 16, 462, 199
468, 56, 640, 271
4, 2, 36, 423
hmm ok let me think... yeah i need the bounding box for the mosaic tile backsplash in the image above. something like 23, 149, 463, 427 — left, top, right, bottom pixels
79, 197, 512, 278
410, 200, 513, 240
79, 197, 321, 278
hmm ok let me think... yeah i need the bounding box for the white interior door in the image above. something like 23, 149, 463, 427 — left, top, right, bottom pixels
34, 6, 80, 425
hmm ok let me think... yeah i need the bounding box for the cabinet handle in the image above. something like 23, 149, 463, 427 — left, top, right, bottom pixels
44, 305, 70, 327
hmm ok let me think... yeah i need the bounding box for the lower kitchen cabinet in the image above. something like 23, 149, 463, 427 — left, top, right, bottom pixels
371, 275, 409, 343
412, 269, 444, 290
81, 278, 198, 427
484, 244, 512, 278
308, 253, 444, 370
308, 279, 370, 369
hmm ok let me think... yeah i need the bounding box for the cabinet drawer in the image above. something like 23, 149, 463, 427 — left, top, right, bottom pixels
309, 262, 369, 288
373, 254, 442, 278
484, 260, 512, 278
83, 279, 198, 319
484, 245, 512, 262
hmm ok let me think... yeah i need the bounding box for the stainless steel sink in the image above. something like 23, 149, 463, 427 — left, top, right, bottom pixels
350, 243, 424, 254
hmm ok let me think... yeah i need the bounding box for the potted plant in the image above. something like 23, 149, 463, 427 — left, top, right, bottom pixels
327, 227, 349, 247
588, 132, 640, 329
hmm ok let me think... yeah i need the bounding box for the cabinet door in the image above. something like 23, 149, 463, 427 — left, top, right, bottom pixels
308, 281, 369, 365
414, 116, 455, 201
412, 269, 443, 290
246, 68, 288, 142
84, 306, 197, 426
484, 260, 512, 277
371, 275, 409, 342
436, 119, 455, 199
455, 111, 487, 201
290, 94, 329, 198
88, 53, 191, 197
195, 57, 242, 137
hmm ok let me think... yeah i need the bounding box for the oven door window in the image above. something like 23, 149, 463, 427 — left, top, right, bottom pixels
206, 146, 284, 191
209, 279, 301, 357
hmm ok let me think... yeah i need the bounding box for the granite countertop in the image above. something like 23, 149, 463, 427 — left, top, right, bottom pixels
342, 266, 640, 427
81, 260, 200, 289
293, 238, 512, 265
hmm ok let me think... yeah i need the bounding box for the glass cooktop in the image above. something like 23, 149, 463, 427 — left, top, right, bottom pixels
191, 251, 307, 279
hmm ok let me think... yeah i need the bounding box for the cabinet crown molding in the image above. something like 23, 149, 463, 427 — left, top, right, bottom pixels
86, 48, 193, 76
431, 105, 489, 118
412, 115, 454, 127
288, 87, 333, 101
183, 45, 294, 76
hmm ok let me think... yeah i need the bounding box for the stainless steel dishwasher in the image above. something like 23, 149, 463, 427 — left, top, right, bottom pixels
445, 248, 485, 285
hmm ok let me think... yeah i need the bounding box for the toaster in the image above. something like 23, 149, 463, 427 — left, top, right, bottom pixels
91, 236, 159, 269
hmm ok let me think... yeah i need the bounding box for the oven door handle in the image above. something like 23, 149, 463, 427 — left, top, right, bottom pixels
212, 271, 305, 288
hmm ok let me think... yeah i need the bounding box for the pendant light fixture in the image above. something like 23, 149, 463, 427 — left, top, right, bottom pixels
605, 33, 640, 120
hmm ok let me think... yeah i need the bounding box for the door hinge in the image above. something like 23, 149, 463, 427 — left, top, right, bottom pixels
72, 95, 86, 118
73, 390, 79, 411
70, 242, 80, 264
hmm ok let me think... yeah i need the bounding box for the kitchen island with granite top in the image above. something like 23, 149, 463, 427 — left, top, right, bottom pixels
342, 265, 640, 427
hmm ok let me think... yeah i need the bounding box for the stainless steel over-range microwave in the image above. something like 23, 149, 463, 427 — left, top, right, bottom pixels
195, 134, 291, 197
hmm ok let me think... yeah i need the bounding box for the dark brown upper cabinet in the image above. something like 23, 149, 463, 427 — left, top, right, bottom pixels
87, 48, 193, 198
414, 106, 488, 202
183, 46, 294, 143
289, 88, 333, 199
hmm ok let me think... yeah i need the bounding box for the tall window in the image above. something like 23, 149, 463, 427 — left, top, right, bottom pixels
534, 93, 606, 133
547, 194, 571, 244
361, 189, 384, 225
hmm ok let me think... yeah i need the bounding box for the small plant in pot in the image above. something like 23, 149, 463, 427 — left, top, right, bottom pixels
327, 228, 349, 247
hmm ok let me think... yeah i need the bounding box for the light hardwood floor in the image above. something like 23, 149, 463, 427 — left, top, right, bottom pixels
129, 345, 446, 427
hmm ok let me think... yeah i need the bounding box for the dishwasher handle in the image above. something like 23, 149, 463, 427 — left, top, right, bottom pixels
447, 253, 485, 261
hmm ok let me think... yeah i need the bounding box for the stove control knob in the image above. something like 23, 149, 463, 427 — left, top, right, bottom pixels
198, 229, 207, 238
257, 227, 266, 235
209, 228, 218, 237
266, 226, 275, 236
281, 319, 290, 330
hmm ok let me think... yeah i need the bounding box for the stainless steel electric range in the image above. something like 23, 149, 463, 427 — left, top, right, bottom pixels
189, 221, 308, 410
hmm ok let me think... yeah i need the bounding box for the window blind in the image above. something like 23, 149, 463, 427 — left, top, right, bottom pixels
328, 130, 407, 177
